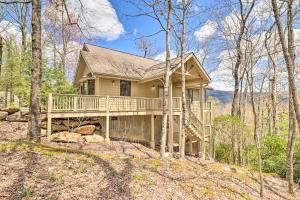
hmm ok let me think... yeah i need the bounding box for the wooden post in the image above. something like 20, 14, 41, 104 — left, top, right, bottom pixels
208, 108, 213, 157
105, 96, 110, 142
46, 93, 52, 139
197, 140, 201, 157
74, 96, 77, 111
200, 87, 206, 159
150, 115, 155, 149
189, 138, 193, 155
168, 79, 174, 153
179, 114, 183, 154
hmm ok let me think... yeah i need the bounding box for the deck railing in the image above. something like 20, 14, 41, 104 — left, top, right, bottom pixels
49, 94, 181, 113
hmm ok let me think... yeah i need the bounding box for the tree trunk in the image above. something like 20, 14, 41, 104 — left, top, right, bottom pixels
247, 68, 264, 198
160, 0, 172, 158
28, 0, 42, 142
272, 0, 298, 194
0, 35, 2, 75
180, 0, 187, 158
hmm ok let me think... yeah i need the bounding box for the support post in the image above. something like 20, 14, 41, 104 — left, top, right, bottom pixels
189, 138, 193, 155
179, 114, 183, 154
200, 87, 206, 159
105, 96, 110, 142
150, 115, 155, 149
168, 79, 174, 153
197, 140, 201, 157
46, 93, 52, 139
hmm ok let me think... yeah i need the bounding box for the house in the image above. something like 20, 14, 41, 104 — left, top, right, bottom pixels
46, 44, 213, 156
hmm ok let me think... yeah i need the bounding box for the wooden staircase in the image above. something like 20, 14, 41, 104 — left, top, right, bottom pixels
173, 108, 203, 140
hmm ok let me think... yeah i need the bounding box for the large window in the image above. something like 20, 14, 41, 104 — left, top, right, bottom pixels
120, 80, 131, 96
80, 79, 95, 95
87, 79, 95, 95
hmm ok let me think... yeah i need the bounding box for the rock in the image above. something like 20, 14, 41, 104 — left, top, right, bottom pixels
6, 111, 28, 122
20, 107, 29, 115
4, 108, 20, 114
74, 125, 95, 135
82, 134, 104, 143
50, 132, 82, 143
52, 124, 69, 132
62, 120, 89, 127
41, 129, 47, 137
40, 114, 47, 121
52, 119, 64, 125
0, 111, 8, 120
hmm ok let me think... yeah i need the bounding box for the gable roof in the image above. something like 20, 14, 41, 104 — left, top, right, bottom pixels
77, 43, 211, 83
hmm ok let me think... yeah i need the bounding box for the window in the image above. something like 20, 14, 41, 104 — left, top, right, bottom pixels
80, 80, 95, 95
87, 79, 95, 95
120, 80, 131, 96
158, 86, 164, 97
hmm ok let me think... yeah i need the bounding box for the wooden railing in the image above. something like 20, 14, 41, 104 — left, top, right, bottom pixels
49, 94, 181, 113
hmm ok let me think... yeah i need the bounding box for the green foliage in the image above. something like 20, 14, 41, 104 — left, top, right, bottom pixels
215, 143, 231, 163
41, 66, 77, 106
0, 38, 76, 109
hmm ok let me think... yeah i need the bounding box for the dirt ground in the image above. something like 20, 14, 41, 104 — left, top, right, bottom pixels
0, 121, 299, 200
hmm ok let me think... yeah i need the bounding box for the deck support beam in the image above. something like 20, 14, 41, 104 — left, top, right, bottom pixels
150, 115, 155, 149
200, 87, 206, 159
197, 140, 202, 157
179, 114, 182, 154
189, 138, 193, 155
46, 93, 52, 140
105, 96, 110, 142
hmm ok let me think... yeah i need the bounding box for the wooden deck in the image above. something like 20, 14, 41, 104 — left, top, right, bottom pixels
48, 94, 182, 118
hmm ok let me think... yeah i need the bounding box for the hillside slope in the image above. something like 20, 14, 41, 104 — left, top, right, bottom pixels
0, 122, 299, 200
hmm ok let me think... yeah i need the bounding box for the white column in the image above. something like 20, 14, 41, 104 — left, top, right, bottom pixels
46, 93, 52, 140
150, 115, 155, 149
105, 96, 110, 142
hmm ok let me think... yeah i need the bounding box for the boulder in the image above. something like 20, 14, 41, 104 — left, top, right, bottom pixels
62, 120, 89, 127
52, 124, 69, 132
74, 125, 96, 135
50, 132, 82, 143
4, 108, 20, 114
40, 114, 47, 121
0, 111, 8, 120
6, 111, 28, 122
82, 134, 104, 143
20, 107, 29, 115
41, 129, 47, 137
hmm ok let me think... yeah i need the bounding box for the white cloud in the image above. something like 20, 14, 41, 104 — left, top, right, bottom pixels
194, 20, 217, 43
69, 0, 124, 41
154, 50, 177, 61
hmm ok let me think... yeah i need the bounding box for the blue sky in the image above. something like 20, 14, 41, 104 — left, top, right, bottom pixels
87, 0, 212, 58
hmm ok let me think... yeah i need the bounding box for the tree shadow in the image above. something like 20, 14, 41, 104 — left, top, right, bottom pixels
96, 158, 133, 200
2, 142, 40, 200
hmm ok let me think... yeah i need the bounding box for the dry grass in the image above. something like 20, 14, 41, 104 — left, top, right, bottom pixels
0, 122, 299, 200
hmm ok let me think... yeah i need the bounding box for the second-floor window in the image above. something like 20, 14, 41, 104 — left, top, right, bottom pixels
120, 80, 131, 96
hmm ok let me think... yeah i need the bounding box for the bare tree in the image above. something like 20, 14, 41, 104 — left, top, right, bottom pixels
231, 0, 256, 117
135, 37, 159, 58
271, 0, 298, 194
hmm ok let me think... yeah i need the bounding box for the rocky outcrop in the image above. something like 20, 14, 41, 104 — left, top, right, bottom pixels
6, 111, 28, 122
74, 125, 96, 135
50, 131, 82, 143
0, 111, 8, 121
82, 134, 104, 143
62, 120, 89, 127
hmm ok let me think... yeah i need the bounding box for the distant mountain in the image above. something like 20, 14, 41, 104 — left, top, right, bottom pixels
207, 90, 233, 104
